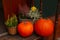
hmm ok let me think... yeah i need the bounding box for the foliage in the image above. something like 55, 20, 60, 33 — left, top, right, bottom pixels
27, 6, 41, 21
18, 6, 41, 22
5, 14, 18, 27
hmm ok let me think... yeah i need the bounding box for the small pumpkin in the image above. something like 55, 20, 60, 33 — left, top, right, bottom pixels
17, 21, 33, 37
34, 18, 54, 37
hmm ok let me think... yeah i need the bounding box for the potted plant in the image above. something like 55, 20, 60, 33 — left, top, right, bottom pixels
18, 6, 41, 23
5, 14, 18, 35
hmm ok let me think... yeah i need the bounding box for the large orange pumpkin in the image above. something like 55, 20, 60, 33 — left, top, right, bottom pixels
34, 18, 54, 37
18, 21, 33, 37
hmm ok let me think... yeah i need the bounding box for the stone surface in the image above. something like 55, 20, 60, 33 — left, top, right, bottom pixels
0, 34, 40, 40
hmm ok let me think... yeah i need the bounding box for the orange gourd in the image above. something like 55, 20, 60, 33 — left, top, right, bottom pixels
18, 21, 33, 37
34, 18, 54, 37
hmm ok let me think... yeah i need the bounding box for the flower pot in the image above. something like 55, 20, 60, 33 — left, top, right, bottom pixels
19, 19, 33, 23
7, 27, 17, 35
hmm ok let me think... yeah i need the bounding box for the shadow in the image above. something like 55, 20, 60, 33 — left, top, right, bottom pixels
0, 0, 7, 34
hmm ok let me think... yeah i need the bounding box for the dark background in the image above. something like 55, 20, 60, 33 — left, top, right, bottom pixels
0, 0, 2, 9
0, 0, 1, 8
0, 0, 6, 34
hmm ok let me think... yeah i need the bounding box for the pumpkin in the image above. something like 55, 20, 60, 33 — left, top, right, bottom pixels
34, 18, 54, 37
17, 21, 33, 37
